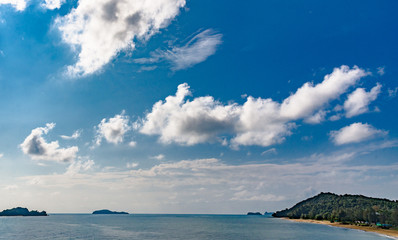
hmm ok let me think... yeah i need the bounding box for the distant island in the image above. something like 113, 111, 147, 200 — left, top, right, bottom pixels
92, 209, 129, 215
247, 212, 262, 215
272, 192, 398, 227
0, 207, 47, 216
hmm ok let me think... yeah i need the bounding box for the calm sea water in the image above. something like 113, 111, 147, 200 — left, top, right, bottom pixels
0, 214, 395, 240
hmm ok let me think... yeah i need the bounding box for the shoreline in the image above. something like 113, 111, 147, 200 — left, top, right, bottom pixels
282, 218, 398, 239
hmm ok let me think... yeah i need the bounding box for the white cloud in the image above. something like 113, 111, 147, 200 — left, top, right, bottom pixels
0, 153, 3, 158
126, 162, 139, 168
60, 129, 81, 140
388, 87, 398, 98
261, 148, 277, 156
20, 123, 79, 163
140, 83, 238, 146
14, 144, 398, 213
95, 112, 131, 145
280, 65, 367, 119
231, 191, 286, 201
304, 110, 328, 124
151, 154, 165, 160
41, 0, 65, 10
330, 122, 388, 145
65, 159, 94, 175
377, 66, 385, 76
55, 0, 186, 77
136, 29, 222, 71
140, 66, 369, 147
231, 96, 293, 148
128, 141, 137, 147
0, 0, 27, 11
344, 83, 382, 118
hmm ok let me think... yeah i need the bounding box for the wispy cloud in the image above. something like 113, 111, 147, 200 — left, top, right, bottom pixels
261, 148, 277, 156
388, 87, 398, 98
377, 66, 385, 76
65, 159, 94, 175
151, 154, 165, 160
126, 162, 139, 168
60, 130, 82, 140
134, 29, 222, 71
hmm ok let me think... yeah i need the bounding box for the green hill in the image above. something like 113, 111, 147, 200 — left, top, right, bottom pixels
272, 192, 398, 226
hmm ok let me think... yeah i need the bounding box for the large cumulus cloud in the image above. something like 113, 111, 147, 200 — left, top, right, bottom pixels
140, 66, 369, 147
55, 0, 186, 77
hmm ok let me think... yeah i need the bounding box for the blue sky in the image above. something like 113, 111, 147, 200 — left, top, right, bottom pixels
0, 0, 397, 213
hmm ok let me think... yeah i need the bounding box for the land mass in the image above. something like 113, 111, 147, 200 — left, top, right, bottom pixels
273, 192, 398, 238
0, 207, 47, 216
247, 212, 262, 215
92, 209, 129, 215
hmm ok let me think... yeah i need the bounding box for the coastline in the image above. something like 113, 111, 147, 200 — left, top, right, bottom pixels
282, 218, 398, 239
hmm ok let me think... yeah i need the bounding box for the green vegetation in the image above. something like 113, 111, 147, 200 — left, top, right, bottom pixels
272, 193, 398, 227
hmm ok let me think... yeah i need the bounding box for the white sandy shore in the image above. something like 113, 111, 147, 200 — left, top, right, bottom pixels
282, 218, 398, 239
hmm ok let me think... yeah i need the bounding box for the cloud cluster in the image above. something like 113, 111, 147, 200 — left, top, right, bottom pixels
135, 29, 223, 71
66, 159, 94, 175
140, 66, 369, 147
0, 0, 27, 11
330, 122, 387, 145
41, 0, 65, 10
55, 0, 186, 77
95, 112, 131, 145
20, 123, 79, 162
15, 142, 398, 213
344, 83, 381, 118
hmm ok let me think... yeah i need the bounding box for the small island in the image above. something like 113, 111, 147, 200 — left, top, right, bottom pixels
0, 207, 47, 216
247, 212, 262, 215
92, 209, 129, 215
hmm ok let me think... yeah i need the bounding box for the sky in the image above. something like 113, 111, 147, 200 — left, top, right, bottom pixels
0, 0, 397, 214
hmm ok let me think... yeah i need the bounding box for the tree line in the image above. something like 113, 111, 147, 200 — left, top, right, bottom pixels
272, 192, 398, 227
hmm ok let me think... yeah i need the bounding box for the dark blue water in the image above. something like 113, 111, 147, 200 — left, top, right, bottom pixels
0, 214, 395, 240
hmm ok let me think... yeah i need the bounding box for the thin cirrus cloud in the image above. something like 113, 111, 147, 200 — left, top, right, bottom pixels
54, 0, 186, 77
20, 123, 79, 163
0, 0, 27, 11
330, 122, 388, 145
95, 112, 131, 145
343, 83, 382, 118
139, 66, 369, 148
135, 29, 223, 71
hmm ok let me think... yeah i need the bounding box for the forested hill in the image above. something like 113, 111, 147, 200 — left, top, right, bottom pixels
272, 193, 398, 226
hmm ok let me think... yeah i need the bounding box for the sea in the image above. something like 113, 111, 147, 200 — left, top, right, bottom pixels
0, 214, 396, 240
